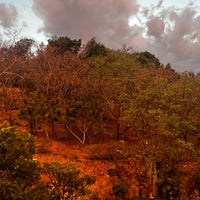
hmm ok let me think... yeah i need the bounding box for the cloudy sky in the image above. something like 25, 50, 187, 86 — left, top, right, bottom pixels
0, 0, 200, 72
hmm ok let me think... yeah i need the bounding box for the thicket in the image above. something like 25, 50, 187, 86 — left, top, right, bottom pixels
1, 35, 200, 199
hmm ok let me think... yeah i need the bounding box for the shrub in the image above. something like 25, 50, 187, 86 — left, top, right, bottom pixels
112, 181, 128, 199
0, 123, 43, 199
157, 166, 182, 200
107, 168, 121, 178
42, 162, 96, 199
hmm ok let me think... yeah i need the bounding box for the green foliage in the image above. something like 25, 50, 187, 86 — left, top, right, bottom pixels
136, 51, 160, 67
0, 123, 41, 199
12, 38, 35, 57
48, 35, 81, 54
42, 162, 96, 199
19, 91, 47, 134
112, 181, 128, 199
66, 100, 83, 124
24, 182, 51, 200
48, 99, 62, 122
82, 37, 108, 58
157, 164, 182, 200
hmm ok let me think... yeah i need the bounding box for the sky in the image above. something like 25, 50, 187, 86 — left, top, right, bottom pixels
0, 0, 200, 72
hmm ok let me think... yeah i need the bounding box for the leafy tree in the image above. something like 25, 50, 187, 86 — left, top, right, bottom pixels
89, 50, 139, 140
136, 51, 160, 67
12, 38, 35, 57
48, 36, 81, 54
0, 123, 42, 199
65, 76, 105, 144
112, 181, 128, 199
19, 91, 47, 135
81, 37, 108, 58
42, 162, 95, 200
125, 67, 196, 198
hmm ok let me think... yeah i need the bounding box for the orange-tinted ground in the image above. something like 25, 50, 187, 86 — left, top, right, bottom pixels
33, 136, 145, 199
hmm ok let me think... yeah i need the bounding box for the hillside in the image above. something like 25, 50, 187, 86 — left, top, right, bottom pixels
1, 36, 200, 199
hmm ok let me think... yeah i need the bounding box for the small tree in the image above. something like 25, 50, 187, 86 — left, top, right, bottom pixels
0, 123, 42, 199
42, 162, 96, 200
81, 38, 108, 58
112, 181, 128, 200
19, 91, 47, 135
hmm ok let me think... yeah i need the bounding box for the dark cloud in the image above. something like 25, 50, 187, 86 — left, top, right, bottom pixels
0, 3, 18, 28
32, 0, 200, 72
32, 0, 138, 48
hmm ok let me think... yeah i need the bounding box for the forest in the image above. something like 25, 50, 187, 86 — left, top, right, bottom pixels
0, 36, 200, 200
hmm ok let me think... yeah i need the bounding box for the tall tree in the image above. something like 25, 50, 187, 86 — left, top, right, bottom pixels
12, 38, 35, 57
81, 37, 108, 58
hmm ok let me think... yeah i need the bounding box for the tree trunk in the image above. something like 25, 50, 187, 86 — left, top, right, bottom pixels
116, 119, 120, 140
147, 160, 158, 198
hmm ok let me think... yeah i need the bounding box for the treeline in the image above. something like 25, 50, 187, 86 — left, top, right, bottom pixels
0, 36, 200, 142
1, 36, 200, 199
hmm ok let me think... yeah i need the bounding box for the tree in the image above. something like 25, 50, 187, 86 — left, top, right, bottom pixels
19, 91, 47, 135
0, 123, 42, 199
65, 77, 105, 144
20, 47, 90, 139
11, 38, 35, 57
81, 38, 108, 58
136, 51, 160, 67
48, 36, 81, 54
88, 50, 139, 140
42, 162, 95, 200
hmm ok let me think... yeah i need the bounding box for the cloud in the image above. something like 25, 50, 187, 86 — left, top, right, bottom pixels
32, 0, 200, 72
32, 0, 138, 48
146, 6, 200, 72
146, 17, 165, 37
0, 3, 18, 28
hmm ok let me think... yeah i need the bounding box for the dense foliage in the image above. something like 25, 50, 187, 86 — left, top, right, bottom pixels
0, 124, 41, 199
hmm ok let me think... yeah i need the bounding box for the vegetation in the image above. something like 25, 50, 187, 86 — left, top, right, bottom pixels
1, 34, 200, 199
0, 123, 41, 199
0, 124, 95, 200
112, 181, 128, 199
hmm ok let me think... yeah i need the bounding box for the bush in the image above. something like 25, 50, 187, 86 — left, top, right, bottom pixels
107, 168, 121, 178
0, 123, 43, 199
112, 181, 128, 199
42, 162, 96, 199
157, 166, 182, 200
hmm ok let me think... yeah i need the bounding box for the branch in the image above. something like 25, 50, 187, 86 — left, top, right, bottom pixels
0, 57, 18, 77
0, 71, 23, 78
65, 124, 85, 144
